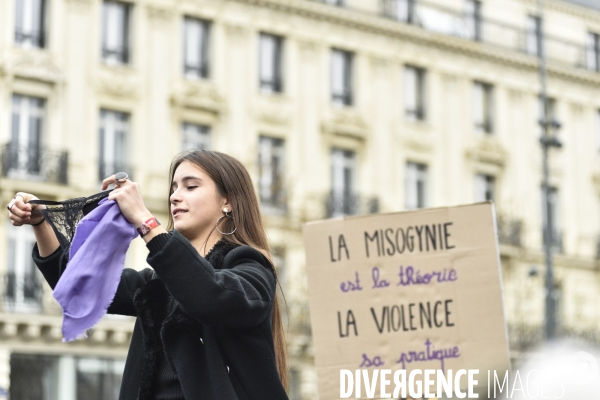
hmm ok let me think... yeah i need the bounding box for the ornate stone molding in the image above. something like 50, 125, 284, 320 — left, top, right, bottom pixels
94, 67, 141, 100
403, 132, 435, 153
170, 79, 226, 113
253, 96, 293, 126
146, 4, 175, 25
464, 137, 509, 167
2, 51, 63, 83
321, 109, 369, 140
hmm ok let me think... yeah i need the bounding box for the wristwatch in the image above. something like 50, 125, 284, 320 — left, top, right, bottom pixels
137, 217, 160, 237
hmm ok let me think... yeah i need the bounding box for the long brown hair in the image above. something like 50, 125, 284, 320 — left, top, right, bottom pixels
166, 150, 288, 389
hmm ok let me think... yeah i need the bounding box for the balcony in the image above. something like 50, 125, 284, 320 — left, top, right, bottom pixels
325, 191, 379, 218
3, 271, 43, 314
98, 161, 132, 183
260, 189, 288, 215
317, 0, 595, 74
497, 216, 523, 247
1, 142, 68, 185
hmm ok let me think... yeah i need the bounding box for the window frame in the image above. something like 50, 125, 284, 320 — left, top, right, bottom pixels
259, 33, 284, 93
14, 0, 47, 49
183, 16, 211, 79
258, 136, 286, 212
101, 1, 132, 65
473, 81, 494, 135
404, 65, 427, 121
98, 109, 130, 182
405, 161, 428, 210
331, 49, 354, 107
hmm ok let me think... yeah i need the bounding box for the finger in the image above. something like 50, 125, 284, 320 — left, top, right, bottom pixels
101, 175, 118, 190
13, 195, 32, 212
9, 200, 31, 219
8, 210, 28, 225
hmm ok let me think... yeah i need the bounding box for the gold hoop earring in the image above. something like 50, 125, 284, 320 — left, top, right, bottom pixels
216, 211, 237, 236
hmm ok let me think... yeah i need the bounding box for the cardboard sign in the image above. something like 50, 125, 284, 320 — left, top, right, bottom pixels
302, 203, 510, 399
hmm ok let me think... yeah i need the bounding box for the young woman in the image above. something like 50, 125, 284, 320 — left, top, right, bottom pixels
7, 150, 289, 400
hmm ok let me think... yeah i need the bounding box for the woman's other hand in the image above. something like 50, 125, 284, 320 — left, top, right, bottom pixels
7, 192, 45, 226
102, 174, 153, 227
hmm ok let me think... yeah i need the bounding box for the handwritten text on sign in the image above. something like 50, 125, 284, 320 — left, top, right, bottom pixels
302, 204, 509, 400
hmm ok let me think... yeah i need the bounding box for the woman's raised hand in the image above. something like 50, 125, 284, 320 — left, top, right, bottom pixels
7, 192, 45, 227
102, 174, 153, 227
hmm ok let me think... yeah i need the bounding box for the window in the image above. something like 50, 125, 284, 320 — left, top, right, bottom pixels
6, 223, 42, 313
8, 94, 45, 177
404, 66, 426, 121
102, 1, 131, 65
258, 136, 286, 211
526, 15, 541, 56
473, 81, 493, 134
99, 109, 129, 182
465, 0, 482, 41
14, 0, 46, 48
183, 17, 210, 79
329, 149, 356, 217
259, 33, 283, 93
76, 358, 125, 400
323, 0, 344, 6
475, 174, 495, 202
405, 162, 428, 209
587, 32, 600, 72
383, 0, 416, 23
181, 123, 210, 151
10, 354, 125, 400
541, 185, 562, 253
331, 49, 353, 106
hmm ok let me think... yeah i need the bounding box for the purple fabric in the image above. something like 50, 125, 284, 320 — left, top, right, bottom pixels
53, 198, 137, 342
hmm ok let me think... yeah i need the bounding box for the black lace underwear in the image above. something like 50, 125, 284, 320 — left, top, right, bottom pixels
29, 190, 113, 271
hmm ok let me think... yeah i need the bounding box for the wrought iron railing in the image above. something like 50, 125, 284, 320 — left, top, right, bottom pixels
14, 29, 45, 48
260, 188, 288, 214
325, 191, 380, 218
508, 322, 600, 352
542, 227, 564, 254
4, 272, 43, 314
1, 142, 68, 184
497, 216, 523, 247
98, 161, 132, 183
316, 0, 596, 73
102, 45, 130, 64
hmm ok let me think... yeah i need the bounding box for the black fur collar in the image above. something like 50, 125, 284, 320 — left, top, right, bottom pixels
132, 239, 239, 400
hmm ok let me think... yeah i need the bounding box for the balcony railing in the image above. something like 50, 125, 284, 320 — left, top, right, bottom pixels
15, 29, 45, 48
98, 161, 132, 183
260, 188, 288, 215
102, 45, 130, 64
4, 272, 43, 314
319, 0, 595, 73
1, 142, 68, 185
326, 191, 380, 218
542, 227, 564, 254
509, 322, 600, 352
497, 216, 523, 247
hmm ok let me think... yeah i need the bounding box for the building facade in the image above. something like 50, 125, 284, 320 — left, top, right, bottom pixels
1, 0, 600, 398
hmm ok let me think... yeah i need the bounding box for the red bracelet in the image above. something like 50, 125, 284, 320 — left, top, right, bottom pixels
137, 217, 160, 237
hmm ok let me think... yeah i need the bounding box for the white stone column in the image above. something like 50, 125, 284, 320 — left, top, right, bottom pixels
0, 347, 10, 400
57, 356, 76, 400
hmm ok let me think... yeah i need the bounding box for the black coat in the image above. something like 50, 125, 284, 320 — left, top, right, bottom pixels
33, 230, 289, 400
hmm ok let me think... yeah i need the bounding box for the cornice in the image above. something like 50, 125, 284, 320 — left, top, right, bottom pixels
520, 0, 600, 23
231, 0, 600, 87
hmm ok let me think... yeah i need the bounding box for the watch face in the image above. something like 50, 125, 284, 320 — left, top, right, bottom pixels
138, 224, 150, 236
